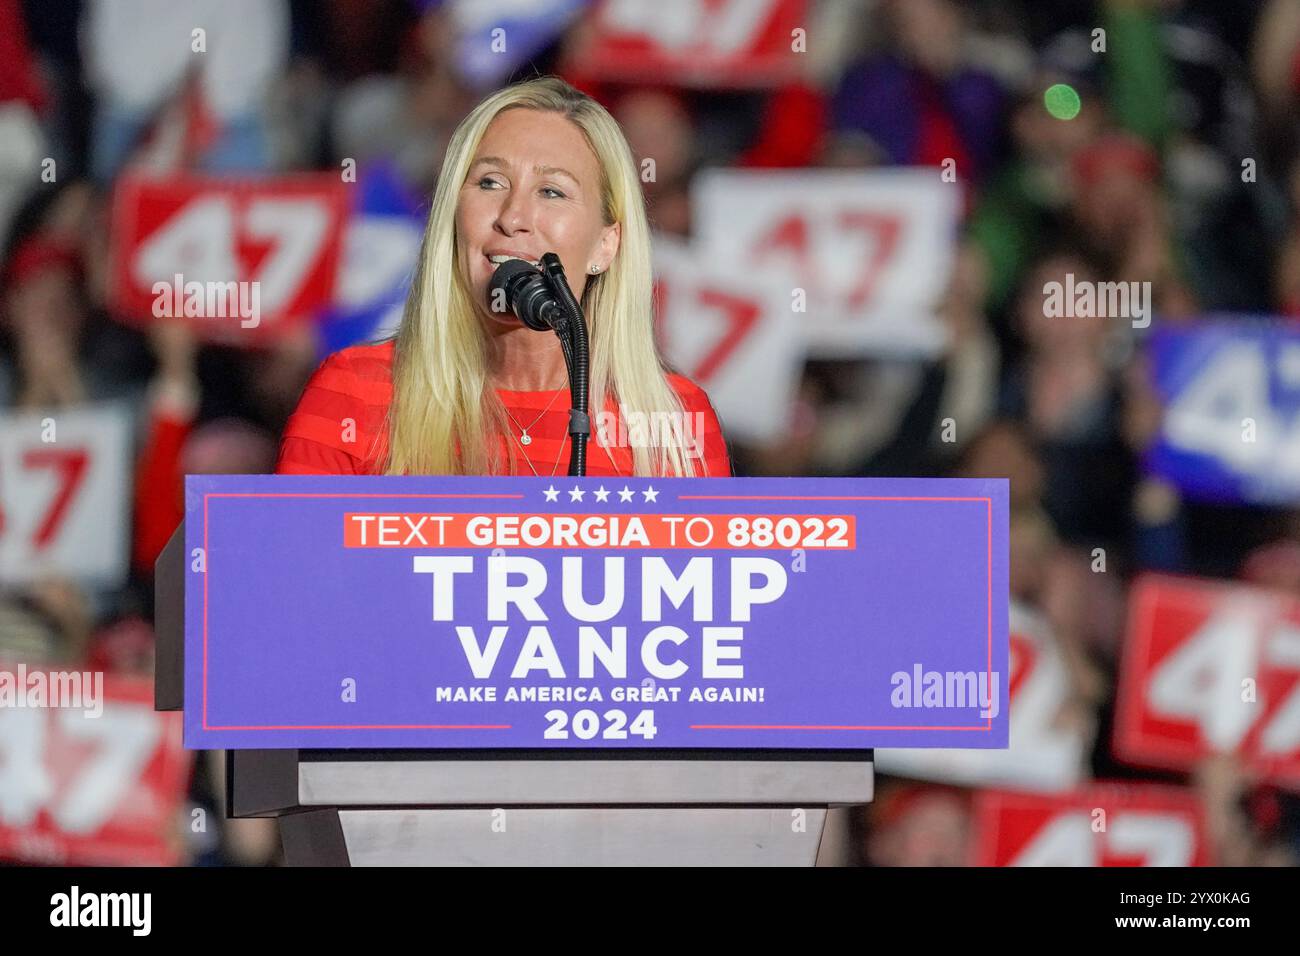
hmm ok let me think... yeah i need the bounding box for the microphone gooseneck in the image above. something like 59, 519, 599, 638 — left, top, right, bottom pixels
541, 253, 590, 477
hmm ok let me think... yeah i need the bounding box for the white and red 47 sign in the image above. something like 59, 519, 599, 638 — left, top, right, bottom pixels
1116, 574, 1300, 788
0, 669, 190, 866
110, 174, 349, 341
0, 404, 130, 587
877, 603, 1091, 793
566, 0, 806, 87
653, 236, 802, 444
694, 170, 958, 357
973, 785, 1209, 866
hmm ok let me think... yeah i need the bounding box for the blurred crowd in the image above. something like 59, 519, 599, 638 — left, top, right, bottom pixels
2, 0, 1300, 866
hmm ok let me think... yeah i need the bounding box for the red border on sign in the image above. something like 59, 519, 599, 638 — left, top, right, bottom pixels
200, 492, 999, 735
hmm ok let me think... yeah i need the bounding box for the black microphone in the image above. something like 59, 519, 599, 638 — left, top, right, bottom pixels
488, 258, 566, 332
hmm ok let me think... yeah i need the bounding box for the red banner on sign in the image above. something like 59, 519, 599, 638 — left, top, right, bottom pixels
1115, 574, 1300, 788
0, 666, 191, 866
341, 512, 855, 549
564, 0, 807, 87
108, 174, 349, 343
972, 784, 1210, 866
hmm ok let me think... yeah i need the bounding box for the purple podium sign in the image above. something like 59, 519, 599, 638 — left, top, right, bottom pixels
184, 475, 1008, 750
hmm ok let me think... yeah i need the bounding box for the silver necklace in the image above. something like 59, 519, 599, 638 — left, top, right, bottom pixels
500, 391, 627, 477
502, 386, 565, 446
508, 426, 569, 477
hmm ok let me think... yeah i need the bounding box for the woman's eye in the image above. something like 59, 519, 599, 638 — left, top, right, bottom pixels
541, 186, 566, 199
478, 177, 502, 189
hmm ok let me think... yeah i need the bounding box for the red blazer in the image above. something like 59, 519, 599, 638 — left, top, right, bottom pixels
276, 341, 732, 478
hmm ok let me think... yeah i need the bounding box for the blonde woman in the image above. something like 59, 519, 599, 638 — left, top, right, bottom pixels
277, 77, 730, 479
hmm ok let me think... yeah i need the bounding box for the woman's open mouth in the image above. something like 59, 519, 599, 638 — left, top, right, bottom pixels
485, 253, 541, 268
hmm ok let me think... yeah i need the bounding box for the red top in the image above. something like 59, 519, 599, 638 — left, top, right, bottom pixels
276, 340, 732, 478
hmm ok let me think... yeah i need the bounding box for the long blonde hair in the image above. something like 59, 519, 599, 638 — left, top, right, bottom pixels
383, 76, 700, 477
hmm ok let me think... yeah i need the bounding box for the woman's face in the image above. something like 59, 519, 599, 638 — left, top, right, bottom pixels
456, 108, 621, 327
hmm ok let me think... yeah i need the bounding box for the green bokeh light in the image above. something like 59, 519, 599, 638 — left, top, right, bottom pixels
1044, 83, 1082, 120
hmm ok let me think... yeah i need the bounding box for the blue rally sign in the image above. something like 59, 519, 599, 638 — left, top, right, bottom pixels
184, 475, 1008, 750
1146, 318, 1300, 504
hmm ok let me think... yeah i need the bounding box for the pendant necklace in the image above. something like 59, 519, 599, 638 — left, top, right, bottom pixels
503, 386, 565, 446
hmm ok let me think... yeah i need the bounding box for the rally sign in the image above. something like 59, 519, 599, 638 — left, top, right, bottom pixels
185, 475, 1008, 750
972, 784, 1210, 866
0, 403, 131, 587
563, 0, 806, 87
693, 169, 957, 357
0, 666, 190, 866
450, 0, 588, 89
1115, 573, 1300, 788
876, 602, 1091, 793
109, 174, 349, 343
318, 162, 424, 355
653, 236, 803, 444
1146, 318, 1300, 504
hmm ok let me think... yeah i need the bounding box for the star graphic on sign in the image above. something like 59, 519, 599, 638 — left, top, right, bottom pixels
618, 485, 635, 502
642, 485, 659, 503
593, 485, 611, 502
569, 486, 585, 502
543, 485, 560, 502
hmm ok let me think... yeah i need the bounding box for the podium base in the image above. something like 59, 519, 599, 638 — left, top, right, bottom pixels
279, 806, 858, 866
238, 750, 872, 865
